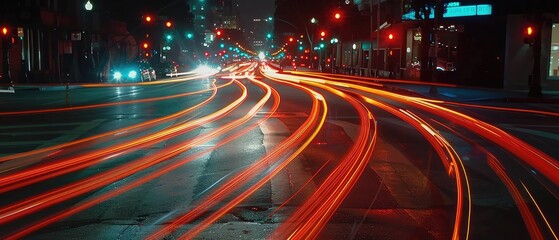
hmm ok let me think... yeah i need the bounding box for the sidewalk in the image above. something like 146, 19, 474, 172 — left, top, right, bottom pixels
385, 84, 559, 104
0, 84, 83, 92
288, 68, 559, 104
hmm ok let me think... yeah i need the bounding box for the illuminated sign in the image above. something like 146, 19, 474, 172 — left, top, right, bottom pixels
447, 2, 460, 7
403, 3, 492, 20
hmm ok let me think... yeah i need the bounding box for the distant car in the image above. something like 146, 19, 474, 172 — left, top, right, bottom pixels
154, 61, 178, 78
111, 61, 156, 82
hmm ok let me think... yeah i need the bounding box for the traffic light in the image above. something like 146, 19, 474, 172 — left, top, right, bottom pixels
388, 33, 394, 40
144, 15, 153, 23
165, 21, 173, 28
289, 37, 294, 42
186, 32, 193, 39
524, 26, 535, 46
143, 42, 150, 49
320, 31, 326, 37
334, 12, 341, 20
216, 30, 222, 36
1, 27, 8, 36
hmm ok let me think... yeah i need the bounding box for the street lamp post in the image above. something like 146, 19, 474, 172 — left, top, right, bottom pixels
84, 0, 94, 81
351, 43, 357, 75
375, 0, 381, 77
310, 18, 318, 69
369, 0, 373, 76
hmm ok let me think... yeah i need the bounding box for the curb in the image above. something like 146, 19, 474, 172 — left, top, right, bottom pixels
38, 86, 83, 91
10, 86, 84, 92
0, 87, 15, 93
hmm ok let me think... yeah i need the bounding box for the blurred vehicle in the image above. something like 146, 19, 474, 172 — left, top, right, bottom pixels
154, 61, 178, 77
111, 61, 156, 82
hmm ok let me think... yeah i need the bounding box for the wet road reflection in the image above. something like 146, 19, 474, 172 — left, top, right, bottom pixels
0, 63, 558, 239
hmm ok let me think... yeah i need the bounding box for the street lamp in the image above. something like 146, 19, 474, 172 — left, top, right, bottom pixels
84, 0, 93, 11
310, 17, 319, 69
352, 43, 357, 74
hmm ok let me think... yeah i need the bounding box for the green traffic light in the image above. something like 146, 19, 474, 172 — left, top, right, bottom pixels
267, 33, 272, 38
166, 35, 173, 41
186, 33, 193, 39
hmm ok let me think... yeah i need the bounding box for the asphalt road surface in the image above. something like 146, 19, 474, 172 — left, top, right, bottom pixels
1, 62, 558, 239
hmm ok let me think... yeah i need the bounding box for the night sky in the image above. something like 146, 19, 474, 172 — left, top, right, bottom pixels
238, 0, 275, 29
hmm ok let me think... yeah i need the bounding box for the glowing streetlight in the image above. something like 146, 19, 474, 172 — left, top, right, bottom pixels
334, 13, 341, 19
84, 0, 93, 11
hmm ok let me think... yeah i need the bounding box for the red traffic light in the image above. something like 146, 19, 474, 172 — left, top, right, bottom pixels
1, 27, 8, 35
289, 37, 294, 42
143, 42, 149, 49
388, 33, 394, 40
165, 21, 173, 28
320, 31, 326, 37
145, 16, 153, 22
334, 13, 341, 19
524, 26, 536, 46
526, 26, 534, 36
216, 30, 222, 36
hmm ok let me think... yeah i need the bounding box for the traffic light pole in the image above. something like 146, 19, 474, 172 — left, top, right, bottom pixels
529, 20, 543, 97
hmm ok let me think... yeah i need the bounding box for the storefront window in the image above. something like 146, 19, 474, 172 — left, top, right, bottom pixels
549, 23, 559, 79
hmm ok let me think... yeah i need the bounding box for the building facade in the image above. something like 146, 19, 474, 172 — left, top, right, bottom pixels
329, 0, 559, 90
0, 0, 137, 84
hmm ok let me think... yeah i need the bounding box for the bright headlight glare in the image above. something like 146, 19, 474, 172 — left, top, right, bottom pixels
128, 70, 138, 79
114, 71, 122, 80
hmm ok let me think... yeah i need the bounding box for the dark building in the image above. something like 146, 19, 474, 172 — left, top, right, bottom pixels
274, 0, 559, 91
0, 0, 138, 84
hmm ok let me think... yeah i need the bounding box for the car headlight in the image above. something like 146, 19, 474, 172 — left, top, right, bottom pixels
128, 70, 138, 79
113, 71, 122, 80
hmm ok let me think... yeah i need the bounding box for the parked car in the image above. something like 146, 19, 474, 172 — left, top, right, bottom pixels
154, 61, 178, 77
111, 61, 156, 82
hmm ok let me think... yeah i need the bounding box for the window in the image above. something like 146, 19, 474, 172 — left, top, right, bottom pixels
549, 23, 559, 79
